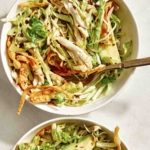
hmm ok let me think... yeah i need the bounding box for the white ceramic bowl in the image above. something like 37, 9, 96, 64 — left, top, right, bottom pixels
12, 117, 129, 150
1, 0, 139, 115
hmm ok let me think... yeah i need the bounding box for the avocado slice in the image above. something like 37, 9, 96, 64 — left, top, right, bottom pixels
62, 134, 95, 150
100, 21, 121, 64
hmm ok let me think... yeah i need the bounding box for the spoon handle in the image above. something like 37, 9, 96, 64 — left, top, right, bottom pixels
105, 57, 150, 71
123, 57, 150, 68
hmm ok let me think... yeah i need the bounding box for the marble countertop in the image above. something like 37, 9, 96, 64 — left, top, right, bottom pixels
0, 0, 150, 149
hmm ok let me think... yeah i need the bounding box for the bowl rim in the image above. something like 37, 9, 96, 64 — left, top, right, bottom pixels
12, 117, 129, 150
0, 0, 139, 115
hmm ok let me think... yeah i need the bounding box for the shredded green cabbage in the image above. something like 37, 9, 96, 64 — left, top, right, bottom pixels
121, 40, 132, 57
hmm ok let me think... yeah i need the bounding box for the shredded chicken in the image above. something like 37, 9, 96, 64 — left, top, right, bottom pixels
56, 36, 93, 71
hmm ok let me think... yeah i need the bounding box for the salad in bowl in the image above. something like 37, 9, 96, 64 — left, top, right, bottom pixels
1, 0, 138, 115
13, 117, 128, 150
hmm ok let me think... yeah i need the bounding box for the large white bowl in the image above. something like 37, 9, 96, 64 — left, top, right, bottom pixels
12, 117, 129, 150
1, 0, 139, 115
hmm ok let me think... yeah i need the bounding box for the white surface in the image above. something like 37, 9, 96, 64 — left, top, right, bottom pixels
0, 0, 150, 149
